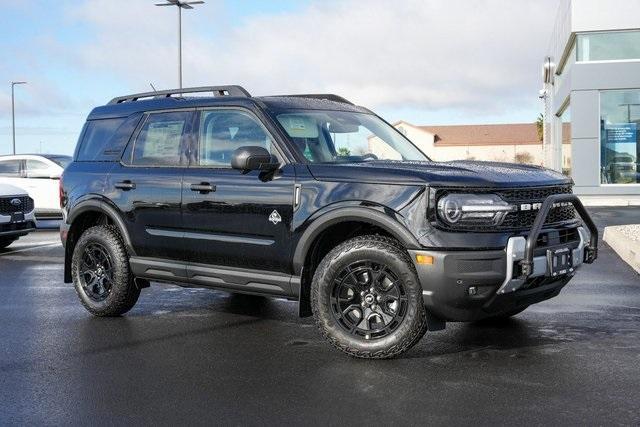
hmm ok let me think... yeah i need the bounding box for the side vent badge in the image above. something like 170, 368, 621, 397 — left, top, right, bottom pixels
269, 210, 282, 225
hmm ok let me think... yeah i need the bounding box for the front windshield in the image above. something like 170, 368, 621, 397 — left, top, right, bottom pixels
274, 110, 429, 163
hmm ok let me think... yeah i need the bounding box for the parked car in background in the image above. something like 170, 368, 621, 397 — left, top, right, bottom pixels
604, 153, 637, 184
0, 183, 36, 249
0, 154, 71, 220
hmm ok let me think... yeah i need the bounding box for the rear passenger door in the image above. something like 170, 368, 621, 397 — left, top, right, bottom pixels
182, 108, 296, 275
24, 159, 61, 213
107, 110, 194, 263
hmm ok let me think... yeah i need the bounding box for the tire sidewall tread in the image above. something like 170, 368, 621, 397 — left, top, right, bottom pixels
311, 235, 427, 359
71, 225, 140, 317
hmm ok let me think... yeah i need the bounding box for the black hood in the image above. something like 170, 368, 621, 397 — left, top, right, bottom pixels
307, 160, 571, 188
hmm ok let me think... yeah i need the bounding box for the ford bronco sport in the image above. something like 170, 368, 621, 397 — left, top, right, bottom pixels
61, 85, 598, 358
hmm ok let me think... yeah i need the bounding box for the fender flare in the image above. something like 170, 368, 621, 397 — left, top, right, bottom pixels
66, 198, 135, 255
292, 206, 420, 275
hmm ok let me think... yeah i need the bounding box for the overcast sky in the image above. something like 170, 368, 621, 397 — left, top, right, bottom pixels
0, 0, 560, 155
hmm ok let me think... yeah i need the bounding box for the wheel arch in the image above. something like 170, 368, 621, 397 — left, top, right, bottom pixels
64, 199, 134, 283
293, 206, 420, 317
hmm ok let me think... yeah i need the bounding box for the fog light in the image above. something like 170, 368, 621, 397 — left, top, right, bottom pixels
415, 254, 434, 265
468, 286, 478, 296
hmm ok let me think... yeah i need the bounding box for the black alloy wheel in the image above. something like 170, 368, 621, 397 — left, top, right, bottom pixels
72, 225, 140, 317
312, 235, 427, 359
330, 260, 408, 340
78, 242, 114, 302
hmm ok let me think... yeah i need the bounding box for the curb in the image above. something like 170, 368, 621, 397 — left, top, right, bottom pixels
579, 197, 640, 207
603, 225, 640, 274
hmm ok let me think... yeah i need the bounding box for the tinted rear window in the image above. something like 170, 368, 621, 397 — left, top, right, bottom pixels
76, 114, 142, 161
0, 159, 21, 177
45, 155, 72, 168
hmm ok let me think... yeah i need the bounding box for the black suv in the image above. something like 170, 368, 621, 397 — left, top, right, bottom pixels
61, 85, 598, 358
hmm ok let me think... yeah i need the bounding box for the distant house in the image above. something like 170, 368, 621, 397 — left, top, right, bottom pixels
370, 121, 570, 167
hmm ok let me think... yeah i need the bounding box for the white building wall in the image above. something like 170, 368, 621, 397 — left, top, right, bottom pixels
544, 0, 640, 196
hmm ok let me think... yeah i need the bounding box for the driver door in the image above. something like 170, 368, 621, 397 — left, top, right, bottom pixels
182, 108, 296, 276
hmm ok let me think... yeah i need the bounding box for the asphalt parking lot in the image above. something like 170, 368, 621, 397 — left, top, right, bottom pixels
1, 207, 639, 425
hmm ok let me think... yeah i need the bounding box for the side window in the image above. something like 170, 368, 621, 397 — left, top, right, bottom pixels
132, 112, 192, 166
26, 160, 53, 178
198, 110, 275, 167
0, 160, 21, 177
76, 118, 126, 161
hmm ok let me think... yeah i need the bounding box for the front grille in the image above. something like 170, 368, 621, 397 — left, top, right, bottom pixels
0, 196, 34, 215
436, 184, 578, 232
497, 184, 575, 230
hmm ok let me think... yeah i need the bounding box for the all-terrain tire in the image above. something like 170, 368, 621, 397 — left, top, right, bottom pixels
311, 235, 427, 359
72, 225, 140, 316
0, 237, 17, 249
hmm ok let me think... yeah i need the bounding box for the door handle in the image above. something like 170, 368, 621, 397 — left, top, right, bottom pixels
115, 180, 136, 190
190, 182, 215, 194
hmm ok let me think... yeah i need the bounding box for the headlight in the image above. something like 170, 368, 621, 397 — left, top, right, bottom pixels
437, 193, 516, 226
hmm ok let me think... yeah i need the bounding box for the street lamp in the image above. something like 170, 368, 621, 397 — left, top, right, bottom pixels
154, 0, 204, 89
11, 81, 27, 155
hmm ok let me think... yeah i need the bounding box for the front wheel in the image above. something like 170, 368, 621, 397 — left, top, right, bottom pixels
311, 235, 427, 359
71, 225, 140, 316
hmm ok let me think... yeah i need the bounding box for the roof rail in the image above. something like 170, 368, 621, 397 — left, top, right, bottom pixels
286, 94, 354, 105
108, 85, 251, 104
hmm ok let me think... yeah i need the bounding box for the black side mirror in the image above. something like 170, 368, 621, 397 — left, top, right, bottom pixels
231, 146, 280, 173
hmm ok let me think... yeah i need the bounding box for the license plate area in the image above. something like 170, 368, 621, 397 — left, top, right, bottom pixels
11, 212, 25, 222
546, 246, 573, 277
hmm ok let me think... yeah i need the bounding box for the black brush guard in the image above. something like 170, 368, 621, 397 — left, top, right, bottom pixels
518, 194, 598, 279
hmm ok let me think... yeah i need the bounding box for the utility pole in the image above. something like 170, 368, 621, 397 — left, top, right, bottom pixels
154, 0, 204, 89
11, 81, 27, 155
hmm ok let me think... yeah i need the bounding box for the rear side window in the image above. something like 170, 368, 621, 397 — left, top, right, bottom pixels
0, 159, 21, 177
132, 112, 192, 166
76, 114, 142, 162
26, 160, 53, 178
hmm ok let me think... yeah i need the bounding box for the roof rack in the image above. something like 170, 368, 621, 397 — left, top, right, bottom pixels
286, 94, 354, 105
108, 85, 251, 104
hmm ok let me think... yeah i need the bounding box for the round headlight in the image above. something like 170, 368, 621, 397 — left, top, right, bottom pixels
440, 197, 462, 223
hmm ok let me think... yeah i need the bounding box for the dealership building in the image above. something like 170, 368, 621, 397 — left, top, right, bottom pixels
542, 0, 640, 202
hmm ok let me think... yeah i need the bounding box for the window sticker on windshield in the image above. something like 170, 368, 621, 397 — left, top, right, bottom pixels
277, 115, 319, 138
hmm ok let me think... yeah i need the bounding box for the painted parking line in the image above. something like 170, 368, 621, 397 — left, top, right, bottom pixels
0, 242, 62, 256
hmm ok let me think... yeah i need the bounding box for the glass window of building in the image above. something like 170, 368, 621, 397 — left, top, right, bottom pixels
600, 90, 640, 184
577, 31, 640, 62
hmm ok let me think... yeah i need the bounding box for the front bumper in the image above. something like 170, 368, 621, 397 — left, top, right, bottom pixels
0, 211, 37, 239
410, 194, 598, 322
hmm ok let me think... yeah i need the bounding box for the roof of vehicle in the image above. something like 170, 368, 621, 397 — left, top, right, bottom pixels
87, 85, 371, 120
0, 154, 70, 159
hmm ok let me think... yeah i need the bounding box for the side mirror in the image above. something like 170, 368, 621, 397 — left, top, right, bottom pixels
231, 146, 280, 173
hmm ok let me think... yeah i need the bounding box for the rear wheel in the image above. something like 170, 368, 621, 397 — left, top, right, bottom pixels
71, 225, 140, 316
311, 235, 427, 359
0, 237, 17, 249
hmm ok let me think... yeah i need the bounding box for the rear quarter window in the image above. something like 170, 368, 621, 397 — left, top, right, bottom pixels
76, 114, 142, 161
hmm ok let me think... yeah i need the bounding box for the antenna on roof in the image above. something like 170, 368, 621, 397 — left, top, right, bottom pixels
150, 83, 158, 92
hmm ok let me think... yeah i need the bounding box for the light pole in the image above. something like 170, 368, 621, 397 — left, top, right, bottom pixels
154, 0, 204, 89
11, 81, 27, 155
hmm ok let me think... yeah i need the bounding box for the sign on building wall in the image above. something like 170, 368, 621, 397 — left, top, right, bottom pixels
605, 123, 637, 144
